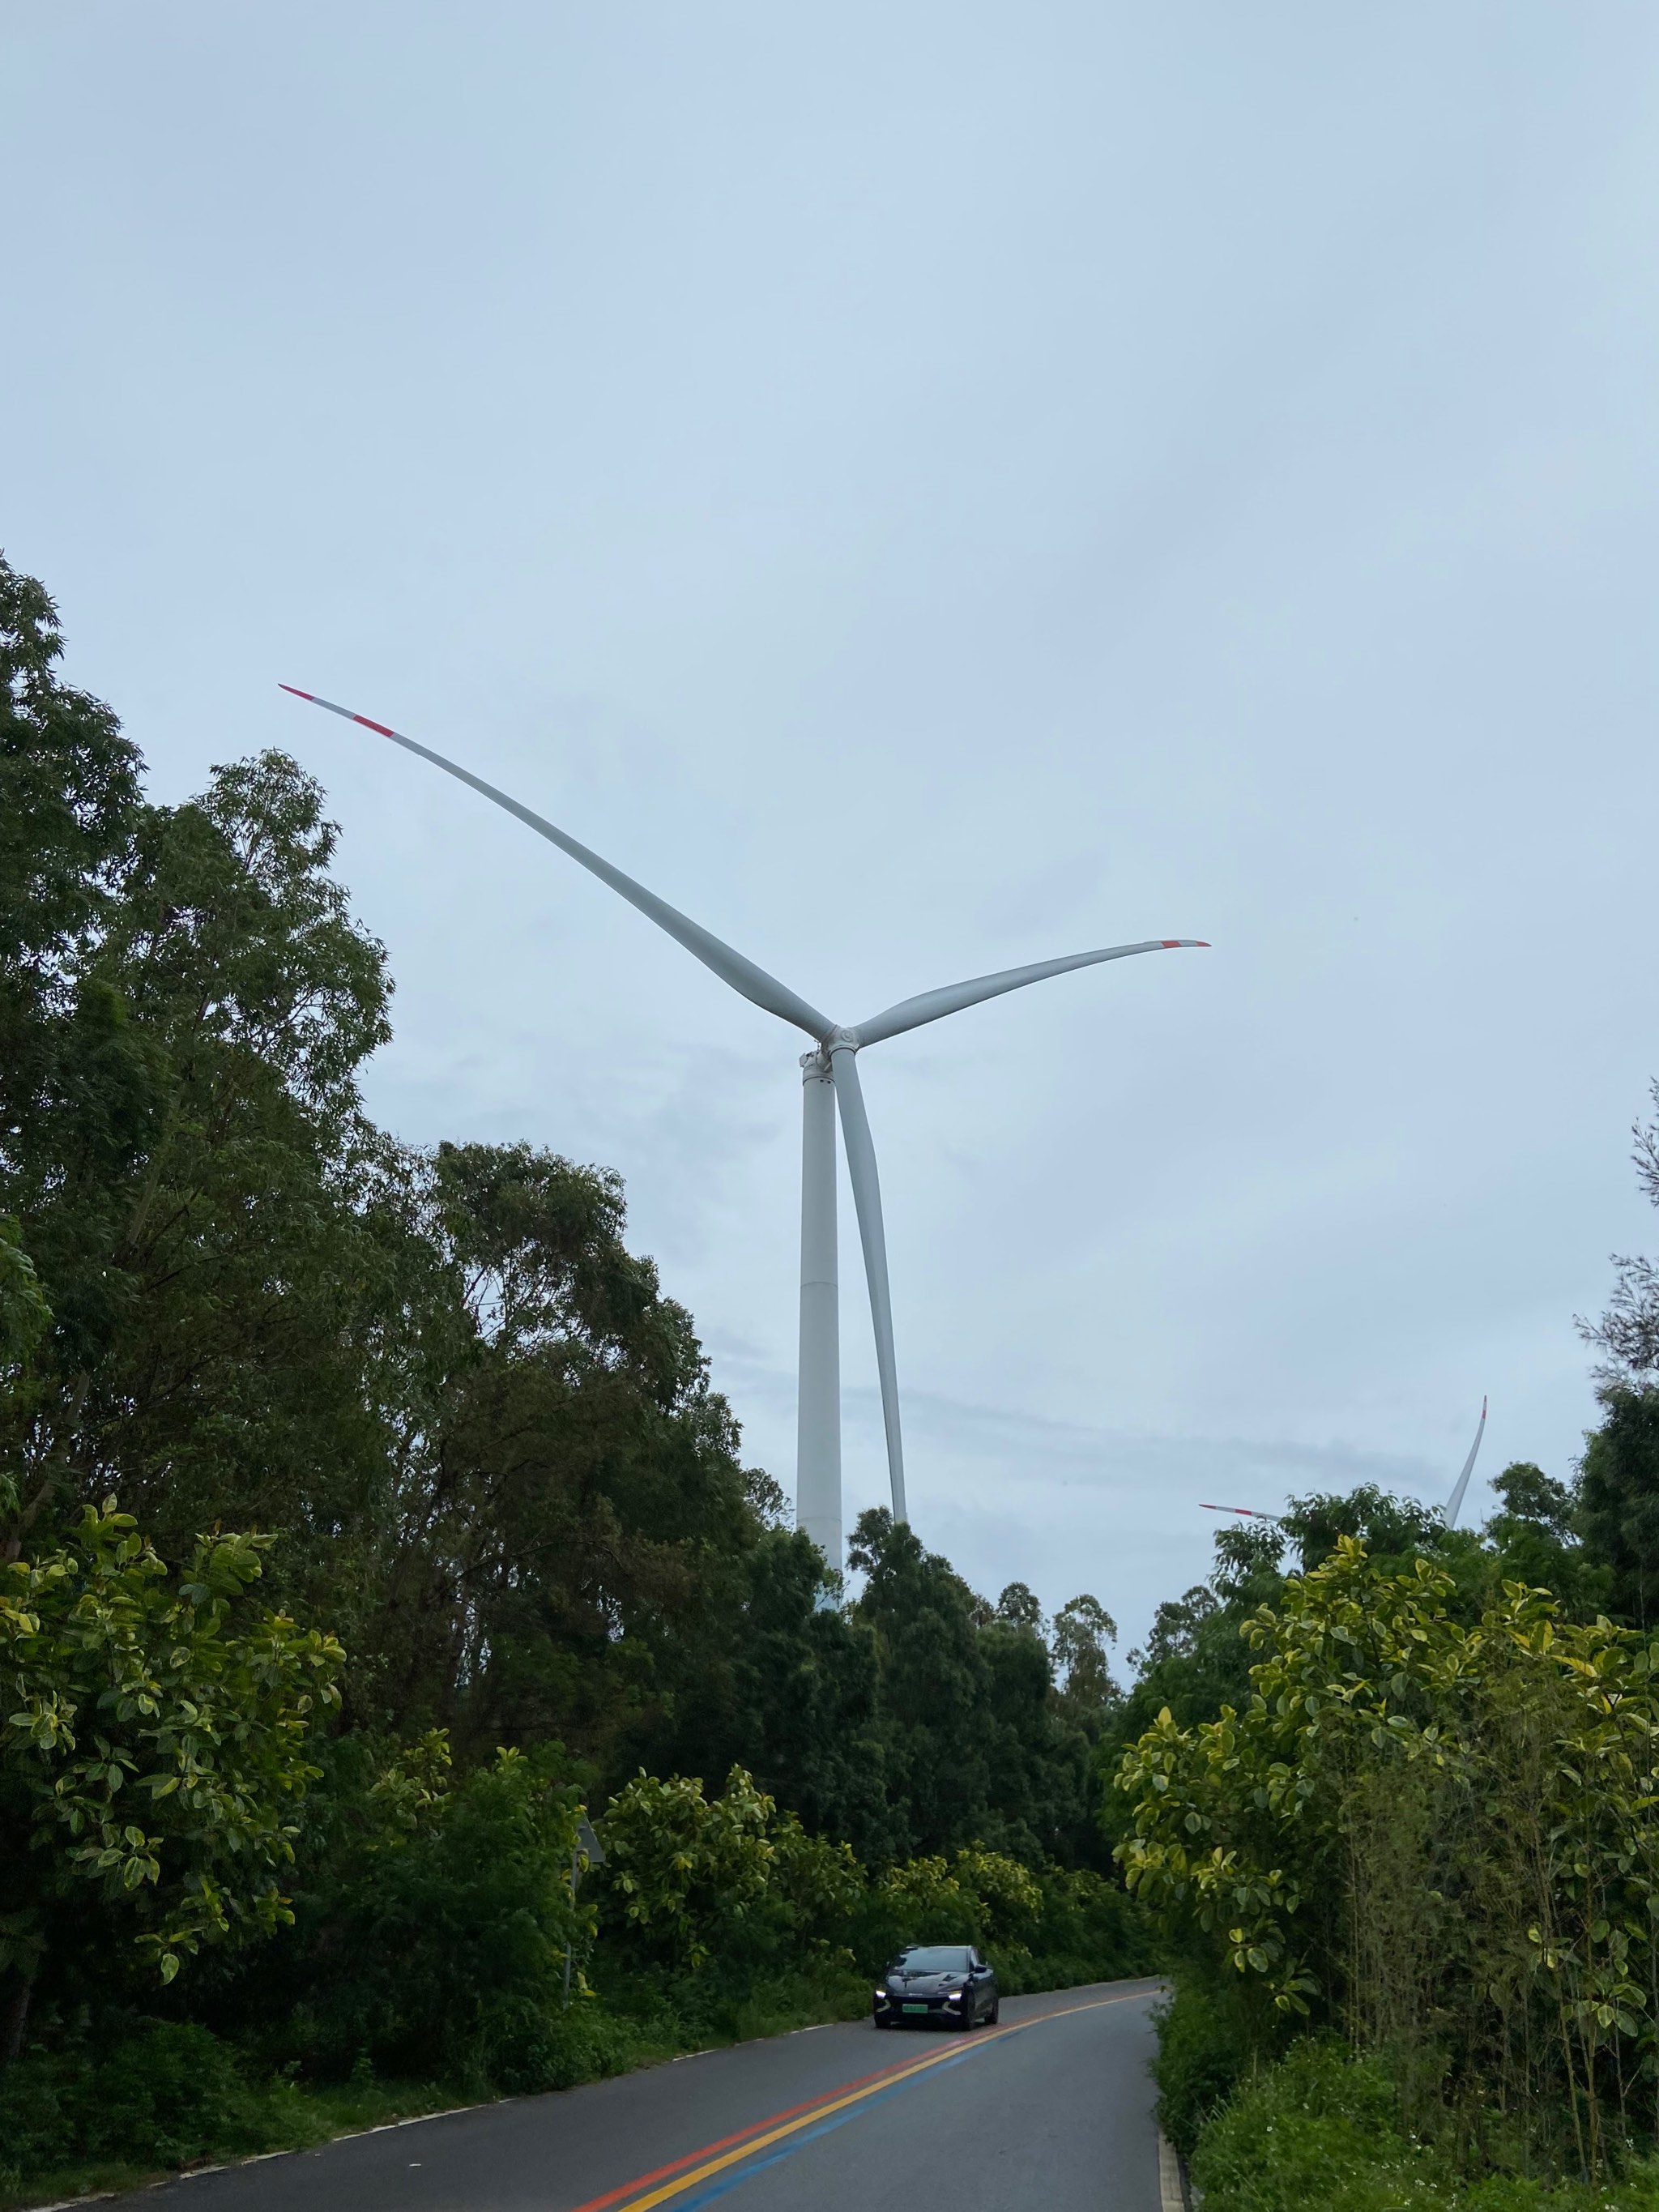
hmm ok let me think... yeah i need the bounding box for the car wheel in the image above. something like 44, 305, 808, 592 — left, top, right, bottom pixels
875, 2014, 893, 2029
988, 1998, 1000, 2025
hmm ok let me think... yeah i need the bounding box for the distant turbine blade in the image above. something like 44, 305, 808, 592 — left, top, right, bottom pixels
1444, 1396, 1488, 1528
851, 940, 1209, 1048
279, 686, 834, 1041
1200, 1504, 1283, 1523
828, 1044, 906, 1524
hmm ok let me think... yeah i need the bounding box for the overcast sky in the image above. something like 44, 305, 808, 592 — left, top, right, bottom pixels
6, 4, 1658, 1650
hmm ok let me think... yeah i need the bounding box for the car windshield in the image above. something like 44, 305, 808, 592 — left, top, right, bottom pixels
894, 1947, 972, 1972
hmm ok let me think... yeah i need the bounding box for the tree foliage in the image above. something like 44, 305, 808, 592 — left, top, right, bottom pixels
1116, 1537, 1659, 2176
1, 1501, 341, 2065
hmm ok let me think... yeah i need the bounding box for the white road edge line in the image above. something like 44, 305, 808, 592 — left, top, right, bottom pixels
1158, 2129, 1188, 2212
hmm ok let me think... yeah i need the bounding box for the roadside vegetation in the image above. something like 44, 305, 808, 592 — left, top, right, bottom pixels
0, 557, 1150, 2206
1109, 1105, 1659, 2209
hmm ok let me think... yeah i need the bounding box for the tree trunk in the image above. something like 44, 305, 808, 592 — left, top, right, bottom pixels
0, 1967, 35, 2068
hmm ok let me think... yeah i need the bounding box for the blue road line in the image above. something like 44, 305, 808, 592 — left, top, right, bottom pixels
664, 2041, 987, 2210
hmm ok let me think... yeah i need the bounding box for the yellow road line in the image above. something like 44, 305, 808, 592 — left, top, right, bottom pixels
609, 1991, 1144, 2212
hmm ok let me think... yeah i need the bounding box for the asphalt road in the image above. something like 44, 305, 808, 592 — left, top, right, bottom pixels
119, 1978, 1167, 2212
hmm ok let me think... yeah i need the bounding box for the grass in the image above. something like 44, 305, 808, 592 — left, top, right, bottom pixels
1185, 2039, 1659, 2212
0, 2065, 471, 2211
0, 1971, 864, 2209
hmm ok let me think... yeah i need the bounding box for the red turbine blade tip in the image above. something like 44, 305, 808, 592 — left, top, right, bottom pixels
278, 683, 313, 700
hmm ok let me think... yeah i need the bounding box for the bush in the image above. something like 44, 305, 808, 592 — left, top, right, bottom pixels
288, 1744, 585, 2086
0, 1504, 344, 2011
1190, 2038, 1419, 2212
0, 2021, 295, 2190
1021, 1864, 1156, 1992
1153, 1978, 1257, 2155
1186, 2039, 1659, 2212
600, 1767, 777, 1972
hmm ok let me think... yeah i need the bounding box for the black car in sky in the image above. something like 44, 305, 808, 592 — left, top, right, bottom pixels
872, 1944, 999, 2030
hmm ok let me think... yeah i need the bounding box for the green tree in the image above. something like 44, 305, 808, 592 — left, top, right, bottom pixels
851, 1509, 992, 1856
1115, 1537, 1659, 2176
723, 1528, 898, 1864
1483, 1458, 1610, 1620
1579, 1080, 1659, 1390
0, 557, 139, 981
0, 1503, 343, 2060
283, 1739, 588, 2088
599, 1766, 780, 1971
352, 1137, 768, 1772
1577, 1390, 1659, 1631
1, 736, 398, 1578
1280, 1481, 1450, 1574
1051, 1594, 1122, 1740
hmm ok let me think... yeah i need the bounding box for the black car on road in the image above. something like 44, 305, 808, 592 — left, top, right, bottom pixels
872, 1944, 999, 2030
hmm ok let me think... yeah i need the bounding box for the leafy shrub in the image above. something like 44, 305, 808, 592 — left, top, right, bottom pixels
766, 1813, 864, 1940
1116, 1539, 1659, 2169
953, 1847, 1043, 1947
83, 2022, 277, 2167
290, 1743, 585, 2086
1189, 2039, 1414, 2211
1152, 1978, 1256, 2154
0, 1502, 344, 2014
853, 1852, 976, 1968
600, 1766, 778, 1971
1188, 2039, 1659, 2212
595, 1768, 1147, 2001
0, 2021, 294, 2188
1021, 1864, 1156, 1990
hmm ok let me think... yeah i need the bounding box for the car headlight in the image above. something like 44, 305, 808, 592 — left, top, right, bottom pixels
873, 1988, 888, 2000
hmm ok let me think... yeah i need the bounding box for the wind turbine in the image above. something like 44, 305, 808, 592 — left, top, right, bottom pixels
280, 685, 1208, 1570
1199, 1394, 1491, 1533
1444, 1396, 1488, 1528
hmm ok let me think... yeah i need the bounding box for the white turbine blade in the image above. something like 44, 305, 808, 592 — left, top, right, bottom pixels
828, 1044, 906, 1524
279, 687, 834, 1041
1200, 1503, 1284, 1523
1444, 1395, 1488, 1528
851, 939, 1209, 1048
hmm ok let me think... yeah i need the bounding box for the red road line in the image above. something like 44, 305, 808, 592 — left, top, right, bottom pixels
567, 1988, 1155, 2212
565, 2043, 956, 2212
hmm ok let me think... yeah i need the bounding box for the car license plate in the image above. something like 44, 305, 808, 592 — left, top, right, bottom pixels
902, 2003, 928, 2014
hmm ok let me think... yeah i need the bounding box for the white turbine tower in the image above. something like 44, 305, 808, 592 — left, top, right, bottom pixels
281, 685, 1208, 1569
